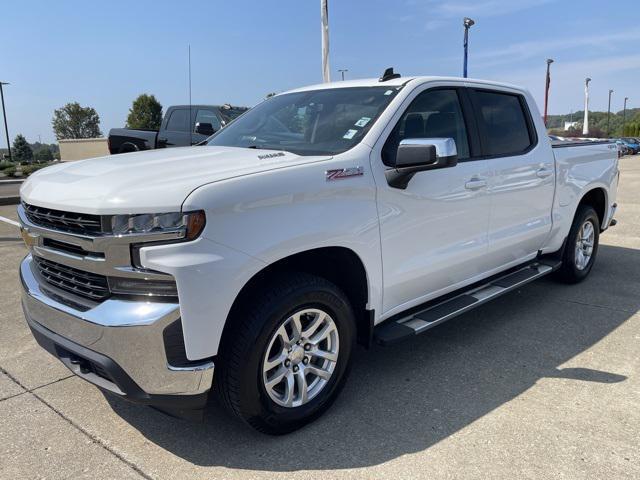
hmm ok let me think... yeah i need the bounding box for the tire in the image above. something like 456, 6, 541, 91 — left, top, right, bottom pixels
556, 205, 600, 283
215, 273, 356, 434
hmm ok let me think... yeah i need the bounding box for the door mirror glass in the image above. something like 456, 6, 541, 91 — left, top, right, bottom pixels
195, 122, 215, 136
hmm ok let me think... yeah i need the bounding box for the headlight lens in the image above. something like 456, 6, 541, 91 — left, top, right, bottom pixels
110, 210, 205, 240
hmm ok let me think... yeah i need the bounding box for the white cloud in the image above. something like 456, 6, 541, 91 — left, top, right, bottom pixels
477, 30, 640, 66
436, 0, 557, 17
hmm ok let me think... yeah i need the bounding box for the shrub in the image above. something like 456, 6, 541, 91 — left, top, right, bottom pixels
3, 166, 17, 177
22, 163, 51, 176
0, 161, 14, 171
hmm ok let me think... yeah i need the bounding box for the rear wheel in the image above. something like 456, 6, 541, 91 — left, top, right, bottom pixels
215, 273, 355, 434
556, 205, 600, 283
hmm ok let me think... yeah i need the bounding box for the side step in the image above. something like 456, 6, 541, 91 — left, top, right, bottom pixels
373, 260, 562, 346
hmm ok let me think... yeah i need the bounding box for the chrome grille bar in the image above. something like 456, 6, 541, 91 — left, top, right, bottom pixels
33, 257, 110, 301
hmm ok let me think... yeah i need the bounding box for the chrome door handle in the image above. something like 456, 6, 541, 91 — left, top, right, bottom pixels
536, 168, 553, 178
465, 178, 487, 190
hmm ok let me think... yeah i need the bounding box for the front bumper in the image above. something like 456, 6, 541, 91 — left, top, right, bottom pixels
20, 254, 214, 414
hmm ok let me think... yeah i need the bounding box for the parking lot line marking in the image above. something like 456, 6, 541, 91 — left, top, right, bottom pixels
0, 215, 20, 228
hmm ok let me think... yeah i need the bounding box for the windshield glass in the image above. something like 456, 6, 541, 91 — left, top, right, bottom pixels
207, 86, 402, 156
220, 107, 248, 123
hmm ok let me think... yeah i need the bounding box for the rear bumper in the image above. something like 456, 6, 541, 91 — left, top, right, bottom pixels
20, 254, 214, 414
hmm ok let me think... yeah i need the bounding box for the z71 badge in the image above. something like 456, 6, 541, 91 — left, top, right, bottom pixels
325, 166, 364, 181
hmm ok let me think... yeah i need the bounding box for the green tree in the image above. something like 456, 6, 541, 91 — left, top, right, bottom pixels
126, 94, 163, 130
52, 102, 102, 140
12, 134, 33, 162
35, 147, 54, 162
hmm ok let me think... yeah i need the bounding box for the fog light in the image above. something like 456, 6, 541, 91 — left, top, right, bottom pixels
108, 277, 178, 297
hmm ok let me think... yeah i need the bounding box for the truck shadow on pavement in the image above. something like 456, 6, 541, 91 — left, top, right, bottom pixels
107, 243, 636, 472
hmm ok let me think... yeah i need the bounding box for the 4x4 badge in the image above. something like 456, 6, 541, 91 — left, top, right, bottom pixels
325, 166, 364, 181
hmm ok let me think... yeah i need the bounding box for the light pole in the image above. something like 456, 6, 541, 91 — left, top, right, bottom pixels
582, 77, 591, 136
623, 97, 629, 136
463, 17, 475, 78
338, 69, 348, 81
607, 89, 613, 138
543, 58, 554, 127
0, 82, 11, 162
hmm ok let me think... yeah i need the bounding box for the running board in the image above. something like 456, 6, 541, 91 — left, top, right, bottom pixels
373, 260, 562, 346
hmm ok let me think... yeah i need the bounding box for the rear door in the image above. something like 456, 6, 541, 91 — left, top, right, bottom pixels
468, 88, 554, 267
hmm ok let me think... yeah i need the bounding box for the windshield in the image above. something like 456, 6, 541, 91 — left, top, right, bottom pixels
207, 86, 402, 156
220, 107, 248, 123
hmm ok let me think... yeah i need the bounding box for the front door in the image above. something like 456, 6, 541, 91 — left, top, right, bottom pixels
373, 87, 494, 316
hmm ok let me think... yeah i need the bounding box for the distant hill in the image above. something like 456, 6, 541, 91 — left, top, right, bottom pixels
547, 108, 640, 138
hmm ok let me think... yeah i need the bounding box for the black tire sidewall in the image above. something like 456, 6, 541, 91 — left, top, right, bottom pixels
234, 279, 355, 433
562, 206, 600, 281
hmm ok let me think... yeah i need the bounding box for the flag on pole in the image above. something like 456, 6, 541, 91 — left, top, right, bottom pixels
321, 0, 331, 83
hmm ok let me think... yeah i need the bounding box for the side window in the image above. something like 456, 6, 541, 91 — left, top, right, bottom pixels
382, 89, 470, 166
473, 91, 533, 156
194, 109, 222, 132
166, 108, 189, 132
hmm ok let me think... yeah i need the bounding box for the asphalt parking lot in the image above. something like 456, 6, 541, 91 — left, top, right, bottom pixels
1, 158, 639, 480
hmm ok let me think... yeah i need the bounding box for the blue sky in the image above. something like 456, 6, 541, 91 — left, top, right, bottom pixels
0, 0, 638, 144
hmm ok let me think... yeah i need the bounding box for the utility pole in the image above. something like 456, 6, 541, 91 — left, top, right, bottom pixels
321, 0, 331, 82
0, 82, 11, 162
607, 89, 613, 138
338, 69, 348, 81
582, 77, 591, 136
463, 17, 475, 78
623, 97, 629, 135
543, 59, 554, 127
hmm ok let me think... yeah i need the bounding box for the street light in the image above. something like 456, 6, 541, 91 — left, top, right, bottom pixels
582, 77, 591, 136
607, 89, 614, 138
463, 17, 475, 78
0, 82, 11, 162
623, 96, 629, 135
543, 58, 554, 127
338, 69, 348, 81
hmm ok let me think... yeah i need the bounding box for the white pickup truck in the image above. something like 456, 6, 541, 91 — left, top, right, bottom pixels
19, 72, 619, 434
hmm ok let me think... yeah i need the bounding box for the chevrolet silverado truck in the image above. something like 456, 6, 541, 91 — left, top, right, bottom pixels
19, 71, 619, 434
108, 104, 248, 154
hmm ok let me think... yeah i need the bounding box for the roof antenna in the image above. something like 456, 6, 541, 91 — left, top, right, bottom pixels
379, 67, 401, 82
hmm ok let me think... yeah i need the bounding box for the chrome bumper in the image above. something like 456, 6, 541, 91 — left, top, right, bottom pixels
20, 254, 214, 399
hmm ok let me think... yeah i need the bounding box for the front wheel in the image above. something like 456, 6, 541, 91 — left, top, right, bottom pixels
215, 273, 355, 434
556, 205, 600, 283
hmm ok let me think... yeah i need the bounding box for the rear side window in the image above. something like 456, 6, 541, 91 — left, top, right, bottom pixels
166, 108, 189, 132
473, 91, 534, 156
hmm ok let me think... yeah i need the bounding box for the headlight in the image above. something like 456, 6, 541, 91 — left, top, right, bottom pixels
110, 210, 206, 240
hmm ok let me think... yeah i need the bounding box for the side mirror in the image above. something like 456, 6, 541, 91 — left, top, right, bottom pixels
195, 122, 215, 136
386, 138, 458, 189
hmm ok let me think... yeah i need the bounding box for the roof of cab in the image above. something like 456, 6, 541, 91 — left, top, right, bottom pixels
281, 76, 528, 95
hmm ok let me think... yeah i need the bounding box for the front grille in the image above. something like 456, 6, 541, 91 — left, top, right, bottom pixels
33, 256, 110, 302
23, 203, 103, 235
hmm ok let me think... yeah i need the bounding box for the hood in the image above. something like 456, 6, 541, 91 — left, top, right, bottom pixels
21, 146, 330, 214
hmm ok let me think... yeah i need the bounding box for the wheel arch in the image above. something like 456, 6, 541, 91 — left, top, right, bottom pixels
577, 186, 607, 229
221, 246, 373, 351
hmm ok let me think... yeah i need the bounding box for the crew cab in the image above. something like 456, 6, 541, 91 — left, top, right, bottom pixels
18, 72, 618, 434
108, 104, 248, 154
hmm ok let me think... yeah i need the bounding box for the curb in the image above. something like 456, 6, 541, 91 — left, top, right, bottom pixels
0, 196, 20, 206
